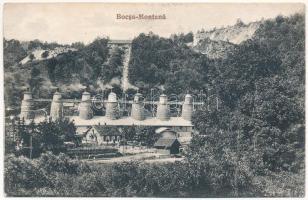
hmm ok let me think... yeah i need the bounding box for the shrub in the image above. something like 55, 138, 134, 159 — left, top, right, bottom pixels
41, 51, 49, 58
4, 154, 50, 196
37, 152, 91, 175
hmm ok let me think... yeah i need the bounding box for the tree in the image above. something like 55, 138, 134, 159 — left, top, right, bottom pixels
122, 125, 136, 141
41, 50, 49, 58
71, 42, 85, 50
13, 118, 77, 157
28, 67, 44, 97
29, 53, 35, 61
134, 126, 157, 147
3, 38, 27, 68
235, 18, 245, 26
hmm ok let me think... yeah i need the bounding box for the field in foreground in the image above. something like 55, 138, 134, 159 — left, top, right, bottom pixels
5, 152, 304, 197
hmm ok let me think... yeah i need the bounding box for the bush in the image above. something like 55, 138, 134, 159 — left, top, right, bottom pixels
37, 152, 80, 174
4, 152, 305, 197
252, 169, 305, 197
41, 51, 49, 58
4, 154, 51, 196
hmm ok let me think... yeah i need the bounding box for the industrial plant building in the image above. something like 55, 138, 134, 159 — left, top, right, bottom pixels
19, 90, 194, 149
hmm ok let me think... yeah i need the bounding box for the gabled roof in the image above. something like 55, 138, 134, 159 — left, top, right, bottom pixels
94, 125, 123, 136
76, 126, 93, 137
155, 127, 171, 134
154, 138, 181, 148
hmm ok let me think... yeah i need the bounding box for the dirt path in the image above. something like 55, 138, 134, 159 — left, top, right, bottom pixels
121, 45, 137, 92
86, 152, 161, 164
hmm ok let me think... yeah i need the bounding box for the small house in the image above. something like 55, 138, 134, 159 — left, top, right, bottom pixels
154, 138, 181, 155
76, 125, 123, 145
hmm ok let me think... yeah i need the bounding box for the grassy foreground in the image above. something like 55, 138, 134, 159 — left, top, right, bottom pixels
5, 152, 304, 197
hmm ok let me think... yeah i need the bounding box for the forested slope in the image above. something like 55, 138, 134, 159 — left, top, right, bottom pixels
128, 33, 213, 94
4, 38, 126, 108
188, 13, 305, 196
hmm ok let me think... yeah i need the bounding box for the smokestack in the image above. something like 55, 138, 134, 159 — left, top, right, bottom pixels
50, 90, 63, 120
131, 93, 145, 120
157, 94, 170, 121
182, 94, 193, 121
79, 91, 93, 120
105, 92, 118, 120
20, 89, 34, 120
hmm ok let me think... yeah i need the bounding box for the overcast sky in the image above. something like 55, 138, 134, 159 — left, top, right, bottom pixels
3, 3, 305, 44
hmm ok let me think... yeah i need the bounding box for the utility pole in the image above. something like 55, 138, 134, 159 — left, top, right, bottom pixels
235, 129, 240, 197
121, 129, 125, 155
150, 88, 154, 117
9, 115, 16, 141
29, 134, 33, 159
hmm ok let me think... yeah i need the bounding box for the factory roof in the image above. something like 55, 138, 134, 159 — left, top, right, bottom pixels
69, 116, 193, 127
24, 115, 193, 127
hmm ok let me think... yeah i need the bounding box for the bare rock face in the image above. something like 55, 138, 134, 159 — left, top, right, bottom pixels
192, 21, 261, 59
195, 21, 261, 45
193, 38, 237, 59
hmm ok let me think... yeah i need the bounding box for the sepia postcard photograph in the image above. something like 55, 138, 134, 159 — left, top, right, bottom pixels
1, 1, 306, 198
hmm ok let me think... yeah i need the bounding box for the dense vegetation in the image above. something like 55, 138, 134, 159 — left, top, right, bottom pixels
190, 13, 305, 196
6, 118, 77, 158
100, 46, 125, 84
4, 13, 305, 197
4, 37, 125, 109
128, 32, 209, 94
5, 147, 303, 197
129, 12, 305, 176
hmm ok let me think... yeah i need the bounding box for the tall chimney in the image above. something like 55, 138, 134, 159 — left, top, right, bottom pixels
79, 91, 93, 120
131, 93, 145, 120
20, 89, 34, 120
182, 94, 193, 121
105, 92, 118, 120
157, 94, 170, 121
50, 90, 63, 120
